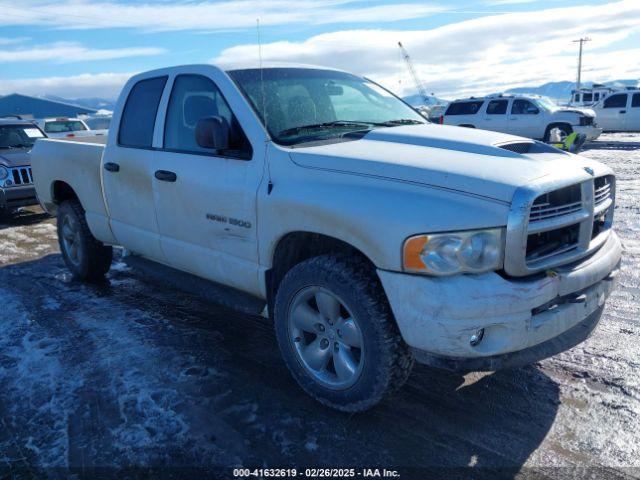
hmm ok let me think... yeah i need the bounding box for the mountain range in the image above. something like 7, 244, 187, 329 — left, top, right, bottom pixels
403, 79, 638, 105
37, 78, 639, 111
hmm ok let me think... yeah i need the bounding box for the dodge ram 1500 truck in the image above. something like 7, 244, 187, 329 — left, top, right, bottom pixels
31, 64, 622, 411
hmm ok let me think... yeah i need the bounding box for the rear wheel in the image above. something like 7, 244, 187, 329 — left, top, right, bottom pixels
274, 254, 414, 412
57, 199, 112, 280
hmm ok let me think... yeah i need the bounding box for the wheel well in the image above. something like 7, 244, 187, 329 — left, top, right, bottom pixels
546, 122, 572, 133
266, 232, 375, 316
52, 181, 78, 204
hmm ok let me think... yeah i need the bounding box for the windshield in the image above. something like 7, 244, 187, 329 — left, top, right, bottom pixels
85, 117, 111, 130
0, 125, 44, 149
534, 97, 559, 111
228, 68, 426, 145
44, 120, 87, 133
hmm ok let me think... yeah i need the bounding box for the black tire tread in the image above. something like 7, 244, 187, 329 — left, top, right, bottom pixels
274, 254, 414, 412
58, 199, 112, 280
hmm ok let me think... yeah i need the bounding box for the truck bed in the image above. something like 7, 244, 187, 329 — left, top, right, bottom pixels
31, 137, 109, 228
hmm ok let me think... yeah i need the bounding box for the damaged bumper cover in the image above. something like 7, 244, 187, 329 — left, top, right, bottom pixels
378, 231, 622, 371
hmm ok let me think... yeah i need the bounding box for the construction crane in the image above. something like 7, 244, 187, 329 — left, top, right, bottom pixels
398, 41, 431, 105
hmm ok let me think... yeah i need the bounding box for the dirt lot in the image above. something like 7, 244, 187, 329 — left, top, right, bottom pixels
0, 134, 639, 479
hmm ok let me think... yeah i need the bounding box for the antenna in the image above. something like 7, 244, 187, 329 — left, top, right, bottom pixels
257, 18, 268, 133
257, 18, 273, 194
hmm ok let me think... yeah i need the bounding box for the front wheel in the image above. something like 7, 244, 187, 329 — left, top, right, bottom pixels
57, 199, 113, 280
544, 124, 572, 142
274, 254, 414, 412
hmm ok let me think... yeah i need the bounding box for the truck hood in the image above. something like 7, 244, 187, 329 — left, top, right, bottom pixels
555, 107, 596, 117
0, 149, 31, 167
288, 124, 600, 203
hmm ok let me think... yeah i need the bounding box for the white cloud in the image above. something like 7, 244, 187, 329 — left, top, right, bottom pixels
212, 0, 640, 98
0, 72, 132, 98
0, 0, 443, 31
0, 42, 165, 63
0, 37, 28, 45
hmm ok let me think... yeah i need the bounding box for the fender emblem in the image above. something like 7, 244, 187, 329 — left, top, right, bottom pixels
584, 167, 594, 176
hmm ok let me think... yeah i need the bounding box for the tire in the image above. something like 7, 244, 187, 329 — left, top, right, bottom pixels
274, 254, 414, 412
57, 199, 112, 280
544, 124, 572, 142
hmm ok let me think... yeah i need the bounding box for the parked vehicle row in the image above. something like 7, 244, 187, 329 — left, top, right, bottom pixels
441, 94, 602, 141
31, 64, 621, 412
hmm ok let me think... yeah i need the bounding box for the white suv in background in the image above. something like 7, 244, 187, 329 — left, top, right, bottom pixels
441, 94, 602, 141
35, 117, 105, 139
593, 90, 640, 132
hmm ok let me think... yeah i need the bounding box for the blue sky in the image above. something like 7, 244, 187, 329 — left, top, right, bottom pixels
0, 0, 638, 100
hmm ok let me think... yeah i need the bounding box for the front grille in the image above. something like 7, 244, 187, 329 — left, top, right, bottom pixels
505, 174, 616, 276
594, 175, 612, 207
8, 167, 33, 186
529, 184, 581, 222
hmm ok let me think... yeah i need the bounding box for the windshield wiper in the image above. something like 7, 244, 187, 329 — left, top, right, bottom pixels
278, 121, 374, 138
377, 119, 425, 126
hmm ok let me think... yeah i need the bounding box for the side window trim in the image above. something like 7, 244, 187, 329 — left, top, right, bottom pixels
117, 75, 168, 150
162, 73, 253, 161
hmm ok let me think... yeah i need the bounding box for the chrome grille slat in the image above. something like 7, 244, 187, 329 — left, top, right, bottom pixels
505, 174, 615, 276
5, 166, 34, 187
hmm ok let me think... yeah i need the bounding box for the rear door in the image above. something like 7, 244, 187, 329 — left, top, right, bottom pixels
102, 75, 168, 261
152, 72, 264, 295
481, 99, 508, 132
597, 93, 628, 131
509, 99, 541, 138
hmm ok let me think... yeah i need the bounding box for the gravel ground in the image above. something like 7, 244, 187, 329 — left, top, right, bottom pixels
0, 133, 638, 479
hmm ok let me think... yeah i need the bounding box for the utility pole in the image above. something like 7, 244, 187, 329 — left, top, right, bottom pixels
573, 37, 591, 92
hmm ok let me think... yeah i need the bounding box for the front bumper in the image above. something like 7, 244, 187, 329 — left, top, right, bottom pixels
0, 185, 38, 209
574, 125, 602, 141
378, 231, 621, 370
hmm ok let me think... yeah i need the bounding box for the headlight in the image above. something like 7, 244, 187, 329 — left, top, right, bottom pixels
403, 228, 504, 275
0, 166, 8, 181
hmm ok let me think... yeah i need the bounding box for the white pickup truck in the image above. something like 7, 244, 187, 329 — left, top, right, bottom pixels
32, 64, 621, 411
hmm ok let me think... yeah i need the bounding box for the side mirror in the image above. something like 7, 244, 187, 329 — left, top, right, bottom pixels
195, 116, 230, 150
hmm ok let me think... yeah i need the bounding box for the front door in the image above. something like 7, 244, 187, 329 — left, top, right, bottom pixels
103, 75, 168, 261
509, 99, 541, 138
152, 73, 264, 296
597, 93, 628, 131
627, 93, 640, 132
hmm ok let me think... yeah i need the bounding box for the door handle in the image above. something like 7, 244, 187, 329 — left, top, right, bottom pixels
104, 162, 120, 172
155, 170, 177, 182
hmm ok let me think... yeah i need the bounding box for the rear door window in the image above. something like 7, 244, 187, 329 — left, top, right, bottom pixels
445, 101, 484, 115
118, 76, 168, 148
632, 93, 640, 108
486, 100, 508, 115
602, 93, 628, 109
